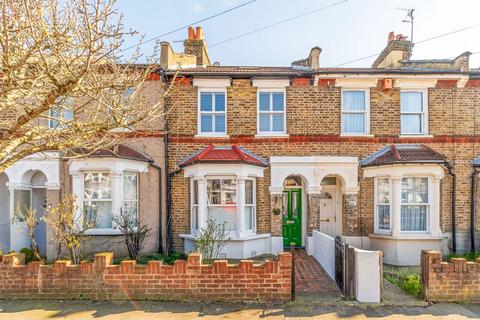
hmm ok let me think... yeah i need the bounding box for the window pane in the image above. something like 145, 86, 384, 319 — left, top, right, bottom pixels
200, 115, 213, 132
292, 192, 298, 218
200, 93, 212, 111
192, 206, 198, 231
259, 114, 270, 131
193, 180, 198, 205
207, 206, 236, 231
207, 179, 237, 205
259, 93, 270, 111
401, 205, 427, 231
222, 179, 237, 204
402, 178, 428, 204
245, 206, 254, 230
84, 201, 112, 228
245, 180, 253, 204
123, 173, 138, 201
377, 205, 390, 230
401, 92, 423, 112
214, 114, 225, 133
84, 173, 111, 200
343, 91, 366, 110
272, 92, 284, 111
214, 93, 225, 112
377, 178, 390, 204
63, 108, 74, 121
272, 114, 284, 132
401, 114, 422, 134
14, 190, 32, 221
122, 201, 138, 225
342, 113, 365, 133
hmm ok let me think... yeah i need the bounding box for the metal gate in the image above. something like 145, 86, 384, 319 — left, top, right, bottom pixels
334, 236, 344, 292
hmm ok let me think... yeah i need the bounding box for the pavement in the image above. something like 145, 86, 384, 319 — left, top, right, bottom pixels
0, 299, 480, 319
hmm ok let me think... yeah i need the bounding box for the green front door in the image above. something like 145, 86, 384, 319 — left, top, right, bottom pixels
282, 188, 302, 247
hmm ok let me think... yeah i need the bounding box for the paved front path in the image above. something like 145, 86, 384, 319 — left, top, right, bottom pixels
1, 300, 480, 319
294, 249, 340, 294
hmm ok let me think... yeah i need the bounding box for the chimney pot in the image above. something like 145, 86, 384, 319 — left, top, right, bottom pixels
188, 27, 194, 40
195, 27, 203, 40
388, 31, 395, 44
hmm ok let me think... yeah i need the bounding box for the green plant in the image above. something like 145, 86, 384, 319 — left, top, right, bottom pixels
113, 208, 151, 260
385, 272, 421, 298
20, 247, 35, 263
447, 252, 480, 261
194, 219, 231, 263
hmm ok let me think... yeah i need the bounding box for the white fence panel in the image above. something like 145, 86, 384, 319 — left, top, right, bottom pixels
354, 248, 382, 303
311, 230, 335, 280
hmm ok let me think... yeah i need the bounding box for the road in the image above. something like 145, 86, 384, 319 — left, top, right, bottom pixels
0, 299, 479, 319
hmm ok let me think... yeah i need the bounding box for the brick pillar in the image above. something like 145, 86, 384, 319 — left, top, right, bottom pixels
307, 193, 322, 236
342, 193, 359, 236
420, 250, 442, 300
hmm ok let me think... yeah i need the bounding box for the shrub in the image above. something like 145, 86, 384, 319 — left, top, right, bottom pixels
385, 272, 421, 298
20, 247, 35, 263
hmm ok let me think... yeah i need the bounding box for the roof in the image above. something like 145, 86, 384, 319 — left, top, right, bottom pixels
72, 144, 153, 163
178, 145, 268, 168
162, 65, 471, 77
360, 144, 446, 167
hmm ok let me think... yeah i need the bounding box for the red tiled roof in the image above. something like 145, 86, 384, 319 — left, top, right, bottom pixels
179, 145, 268, 168
72, 144, 153, 163
361, 144, 446, 167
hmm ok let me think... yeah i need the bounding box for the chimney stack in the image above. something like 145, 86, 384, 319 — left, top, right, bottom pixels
291, 46, 322, 69
372, 31, 412, 68
184, 26, 211, 67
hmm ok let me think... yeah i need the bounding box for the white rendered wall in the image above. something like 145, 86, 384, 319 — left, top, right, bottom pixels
354, 248, 382, 303
310, 230, 335, 280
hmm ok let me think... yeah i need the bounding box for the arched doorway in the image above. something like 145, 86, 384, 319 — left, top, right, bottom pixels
319, 175, 343, 237
0, 173, 10, 252
282, 175, 306, 247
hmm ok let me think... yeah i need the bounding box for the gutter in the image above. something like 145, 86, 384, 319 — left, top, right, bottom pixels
444, 162, 457, 253
471, 166, 479, 253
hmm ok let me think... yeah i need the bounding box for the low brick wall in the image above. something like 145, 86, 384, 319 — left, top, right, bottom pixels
0, 252, 292, 302
421, 250, 480, 303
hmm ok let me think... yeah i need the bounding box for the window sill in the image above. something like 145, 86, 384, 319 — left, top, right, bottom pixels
399, 134, 434, 138
369, 233, 445, 241
340, 134, 374, 137
255, 133, 289, 138
194, 134, 229, 139
84, 229, 123, 236
180, 232, 271, 241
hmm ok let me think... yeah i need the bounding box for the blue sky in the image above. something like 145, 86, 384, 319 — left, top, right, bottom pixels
117, 0, 480, 68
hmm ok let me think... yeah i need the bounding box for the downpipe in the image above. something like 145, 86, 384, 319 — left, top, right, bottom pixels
471, 166, 478, 253
445, 162, 457, 254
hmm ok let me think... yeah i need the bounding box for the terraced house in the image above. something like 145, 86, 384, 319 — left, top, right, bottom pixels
162, 27, 480, 265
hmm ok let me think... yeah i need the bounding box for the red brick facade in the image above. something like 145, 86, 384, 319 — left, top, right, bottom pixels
0, 252, 292, 302
421, 251, 480, 303
165, 77, 480, 253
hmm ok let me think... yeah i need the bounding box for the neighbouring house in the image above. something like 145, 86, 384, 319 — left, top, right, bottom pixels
161, 27, 480, 265
0, 79, 168, 261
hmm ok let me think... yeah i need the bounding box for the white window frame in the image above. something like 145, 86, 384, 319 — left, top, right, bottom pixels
244, 178, 256, 232
341, 88, 370, 136
83, 171, 113, 229
374, 177, 392, 234
400, 89, 428, 136
48, 97, 74, 129
206, 176, 237, 232
256, 88, 287, 136
197, 88, 228, 137
400, 176, 430, 233
190, 179, 199, 234
122, 171, 139, 222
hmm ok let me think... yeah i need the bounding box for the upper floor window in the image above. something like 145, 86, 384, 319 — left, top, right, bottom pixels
401, 91, 427, 135
257, 90, 286, 135
49, 97, 74, 129
198, 91, 226, 135
341, 90, 369, 135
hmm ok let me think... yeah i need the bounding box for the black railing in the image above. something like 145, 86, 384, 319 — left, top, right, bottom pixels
290, 243, 296, 301
334, 235, 344, 292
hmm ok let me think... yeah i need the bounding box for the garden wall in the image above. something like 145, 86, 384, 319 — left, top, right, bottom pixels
421, 250, 480, 303
0, 252, 292, 302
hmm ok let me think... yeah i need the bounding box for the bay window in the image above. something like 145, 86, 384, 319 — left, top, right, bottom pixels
401, 177, 429, 232
190, 177, 257, 235
375, 177, 391, 232
84, 172, 112, 228
400, 91, 427, 135
341, 90, 369, 135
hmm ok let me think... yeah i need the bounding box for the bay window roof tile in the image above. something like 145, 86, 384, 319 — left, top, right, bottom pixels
71, 144, 153, 163
361, 144, 446, 167
179, 145, 268, 168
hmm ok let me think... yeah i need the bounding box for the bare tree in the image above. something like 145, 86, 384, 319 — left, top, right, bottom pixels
0, 0, 169, 173
42, 194, 93, 263
113, 208, 150, 260
194, 219, 231, 263
13, 205, 44, 263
